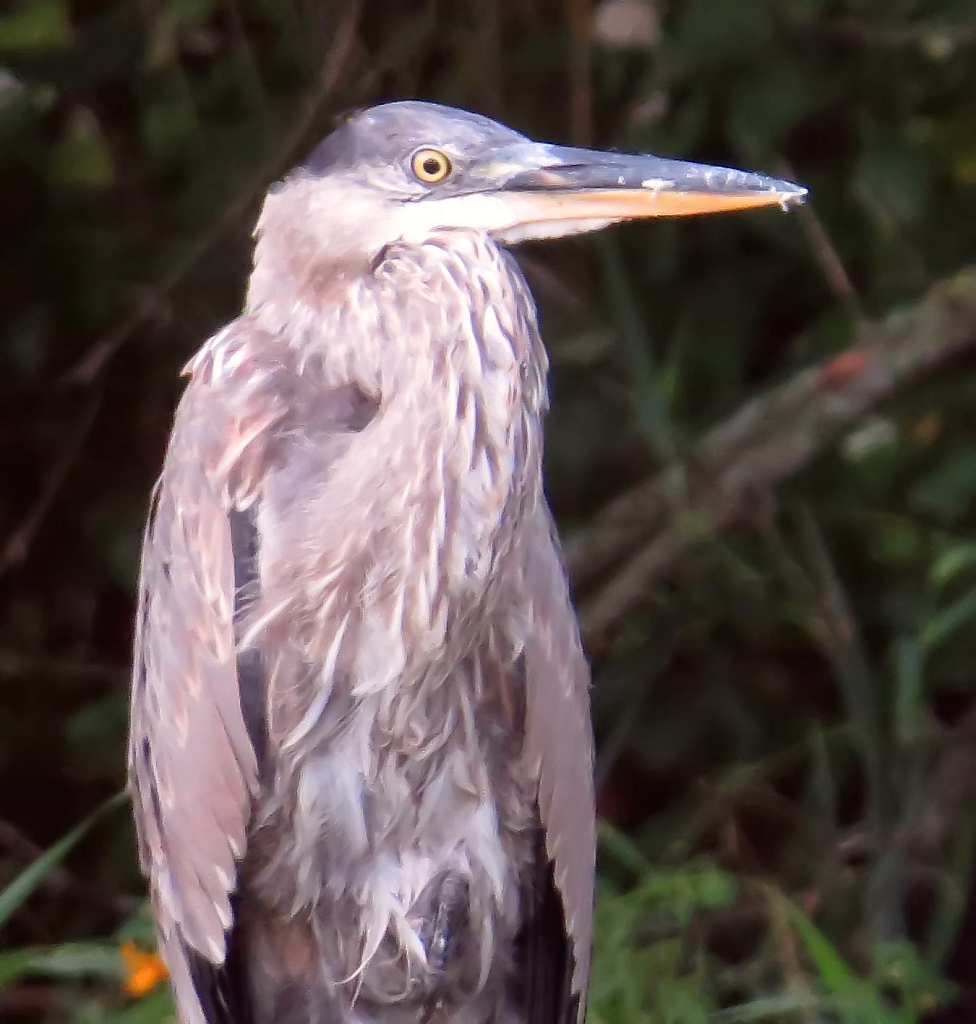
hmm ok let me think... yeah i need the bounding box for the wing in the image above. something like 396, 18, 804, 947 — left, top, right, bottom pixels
520, 506, 597, 1024
128, 328, 276, 1024
128, 322, 380, 1024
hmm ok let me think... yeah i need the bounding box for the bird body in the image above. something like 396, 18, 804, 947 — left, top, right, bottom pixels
128, 101, 804, 1024
133, 224, 589, 1024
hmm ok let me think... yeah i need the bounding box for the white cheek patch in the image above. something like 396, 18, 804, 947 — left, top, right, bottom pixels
394, 193, 521, 242
391, 192, 622, 245
492, 217, 620, 243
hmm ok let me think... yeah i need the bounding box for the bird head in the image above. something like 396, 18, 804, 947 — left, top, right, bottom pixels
250, 101, 806, 303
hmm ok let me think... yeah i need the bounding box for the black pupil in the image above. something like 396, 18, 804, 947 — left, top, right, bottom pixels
423, 156, 442, 176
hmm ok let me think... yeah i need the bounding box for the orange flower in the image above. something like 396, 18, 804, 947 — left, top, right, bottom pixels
120, 941, 169, 997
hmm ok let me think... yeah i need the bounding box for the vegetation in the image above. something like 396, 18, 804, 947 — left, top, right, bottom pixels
1, 0, 975, 1021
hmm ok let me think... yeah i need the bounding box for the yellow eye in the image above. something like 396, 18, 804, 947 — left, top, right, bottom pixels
411, 148, 452, 184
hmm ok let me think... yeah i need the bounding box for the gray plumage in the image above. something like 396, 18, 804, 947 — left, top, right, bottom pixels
128, 101, 805, 1024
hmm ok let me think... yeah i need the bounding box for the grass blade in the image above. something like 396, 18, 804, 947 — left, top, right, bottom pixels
0, 791, 127, 931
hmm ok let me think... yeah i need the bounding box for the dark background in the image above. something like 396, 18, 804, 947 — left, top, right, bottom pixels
2, 0, 976, 1020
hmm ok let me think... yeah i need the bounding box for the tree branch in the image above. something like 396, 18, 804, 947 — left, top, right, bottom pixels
57, 0, 362, 389
0, 391, 103, 578
569, 266, 976, 649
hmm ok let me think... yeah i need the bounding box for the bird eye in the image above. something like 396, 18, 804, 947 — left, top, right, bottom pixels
411, 148, 452, 184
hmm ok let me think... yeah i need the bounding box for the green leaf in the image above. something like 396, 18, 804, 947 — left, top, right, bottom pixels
169, 0, 219, 29
869, 516, 922, 567
0, 0, 71, 51
76, 985, 174, 1024
49, 109, 115, 188
909, 448, 976, 525
873, 939, 957, 1014
728, 59, 816, 159
596, 234, 676, 461
784, 901, 860, 993
854, 139, 930, 229
930, 542, 976, 588
712, 993, 820, 1021
0, 943, 121, 990
921, 585, 976, 651
893, 635, 924, 746
669, 0, 775, 72
597, 820, 655, 878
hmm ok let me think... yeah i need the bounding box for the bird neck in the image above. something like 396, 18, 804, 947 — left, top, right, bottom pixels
368, 229, 551, 530
247, 227, 552, 647
247, 222, 551, 486
247, 188, 371, 312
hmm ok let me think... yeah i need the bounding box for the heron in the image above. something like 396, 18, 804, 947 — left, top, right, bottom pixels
127, 100, 805, 1024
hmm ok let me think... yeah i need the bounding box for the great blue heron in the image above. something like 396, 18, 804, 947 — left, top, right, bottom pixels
128, 101, 805, 1024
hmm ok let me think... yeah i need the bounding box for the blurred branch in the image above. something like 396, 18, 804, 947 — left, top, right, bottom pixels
222, 0, 274, 129
57, 0, 362, 389
0, 652, 123, 682
571, 266, 976, 648
821, 18, 976, 51
778, 164, 866, 325
565, 0, 593, 144
912, 704, 976, 857
0, 391, 103, 578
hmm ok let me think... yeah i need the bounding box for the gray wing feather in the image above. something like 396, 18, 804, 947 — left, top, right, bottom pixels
128, 330, 272, 1024
522, 507, 596, 1017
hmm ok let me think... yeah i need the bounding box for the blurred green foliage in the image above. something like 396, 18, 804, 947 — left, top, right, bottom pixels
1, 0, 975, 1021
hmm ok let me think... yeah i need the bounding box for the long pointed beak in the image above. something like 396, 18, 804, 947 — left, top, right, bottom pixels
487, 142, 806, 224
